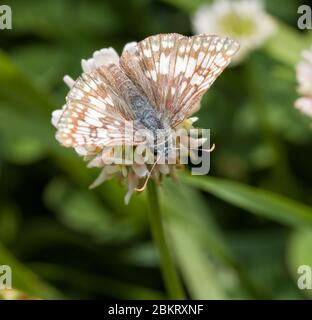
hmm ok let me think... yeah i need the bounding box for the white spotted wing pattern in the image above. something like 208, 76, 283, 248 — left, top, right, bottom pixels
56, 33, 239, 148
121, 33, 239, 127
56, 70, 142, 147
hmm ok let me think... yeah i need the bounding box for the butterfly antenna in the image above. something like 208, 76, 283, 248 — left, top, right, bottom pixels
175, 143, 216, 153
135, 155, 161, 192
198, 143, 215, 153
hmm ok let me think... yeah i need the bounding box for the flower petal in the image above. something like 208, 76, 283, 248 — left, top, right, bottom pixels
63, 75, 75, 88
81, 47, 119, 73
192, 0, 276, 64
87, 155, 103, 168
158, 164, 170, 175
51, 106, 65, 128
132, 164, 149, 177
295, 97, 312, 118
125, 171, 139, 205
89, 168, 109, 189
122, 41, 137, 54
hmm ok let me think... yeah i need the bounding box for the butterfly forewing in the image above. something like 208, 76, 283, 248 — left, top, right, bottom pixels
120, 33, 239, 127
120, 33, 185, 113
170, 35, 239, 125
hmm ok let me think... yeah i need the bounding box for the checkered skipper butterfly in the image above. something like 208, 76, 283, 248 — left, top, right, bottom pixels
56, 34, 239, 186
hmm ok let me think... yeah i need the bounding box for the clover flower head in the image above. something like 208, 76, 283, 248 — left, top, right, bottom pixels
52, 42, 213, 204
52, 34, 238, 203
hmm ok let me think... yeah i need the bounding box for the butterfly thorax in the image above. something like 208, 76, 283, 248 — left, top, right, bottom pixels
105, 64, 173, 157
104, 65, 164, 129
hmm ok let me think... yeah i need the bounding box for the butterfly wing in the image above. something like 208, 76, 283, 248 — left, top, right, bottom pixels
55, 70, 143, 148
120, 33, 239, 127
120, 33, 185, 113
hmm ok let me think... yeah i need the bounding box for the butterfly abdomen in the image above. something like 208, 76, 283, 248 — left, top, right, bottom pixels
130, 95, 164, 131
103, 64, 164, 132
100, 63, 171, 157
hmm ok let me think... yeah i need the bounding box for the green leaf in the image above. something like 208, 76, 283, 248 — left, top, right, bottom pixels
162, 181, 242, 299
0, 104, 51, 164
265, 20, 308, 66
162, 180, 231, 261
161, 0, 210, 12
11, 45, 70, 91
0, 206, 20, 244
287, 228, 312, 298
8, 0, 119, 40
29, 263, 165, 300
168, 217, 229, 299
180, 174, 312, 227
44, 178, 140, 243
0, 242, 61, 299
0, 51, 56, 115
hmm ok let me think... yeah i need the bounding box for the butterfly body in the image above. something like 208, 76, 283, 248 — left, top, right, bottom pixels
104, 63, 172, 158
127, 87, 173, 159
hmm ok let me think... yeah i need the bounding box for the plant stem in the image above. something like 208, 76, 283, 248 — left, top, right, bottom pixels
147, 181, 185, 299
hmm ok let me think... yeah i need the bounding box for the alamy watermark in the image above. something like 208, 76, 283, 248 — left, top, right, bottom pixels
82, 124, 213, 175
298, 5, 312, 30
0, 5, 12, 30
0, 265, 12, 290
297, 265, 312, 290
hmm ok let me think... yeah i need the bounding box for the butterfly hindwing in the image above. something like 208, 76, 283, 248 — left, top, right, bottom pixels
56, 70, 143, 148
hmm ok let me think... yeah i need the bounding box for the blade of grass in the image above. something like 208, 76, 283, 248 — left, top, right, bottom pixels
0, 242, 61, 299
180, 174, 312, 227
161, 180, 267, 299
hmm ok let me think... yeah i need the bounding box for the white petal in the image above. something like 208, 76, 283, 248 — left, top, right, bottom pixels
124, 172, 138, 205
132, 164, 149, 177
121, 166, 128, 177
81, 48, 119, 73
87, 156, 103, 168
122, 41, 137, 54
105, 165, 121, 175
192, 0, 276, 64
295, 97, 312, 118
89, 169, 109, 189
188, 117, 199, 125
93, 47, 119, 68
189, 137, 207, 148
81, 59, 92, 73
74, 146, 89, 156
158, 164, 170, 175
63, 75, 75, 88
51, 106, 65, 128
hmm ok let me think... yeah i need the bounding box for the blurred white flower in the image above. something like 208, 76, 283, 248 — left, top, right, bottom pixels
52, 45, 209, 204
192, 0, 276, 64
0, 289, 39, 300
295, 46, 312, 119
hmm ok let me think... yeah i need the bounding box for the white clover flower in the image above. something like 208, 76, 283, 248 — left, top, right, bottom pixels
52, 46, 210, 204
52, 34, 238, 204
295, 46, 312, 119
0, 289, 39, 300
192, 0, 276, 64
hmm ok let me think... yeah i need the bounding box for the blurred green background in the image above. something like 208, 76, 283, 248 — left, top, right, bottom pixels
1, 0, 312, 299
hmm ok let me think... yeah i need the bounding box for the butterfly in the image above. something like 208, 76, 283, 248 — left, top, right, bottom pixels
55, 33, 239, 184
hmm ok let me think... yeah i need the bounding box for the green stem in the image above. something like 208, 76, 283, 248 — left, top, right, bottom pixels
147, 181, 185, 299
